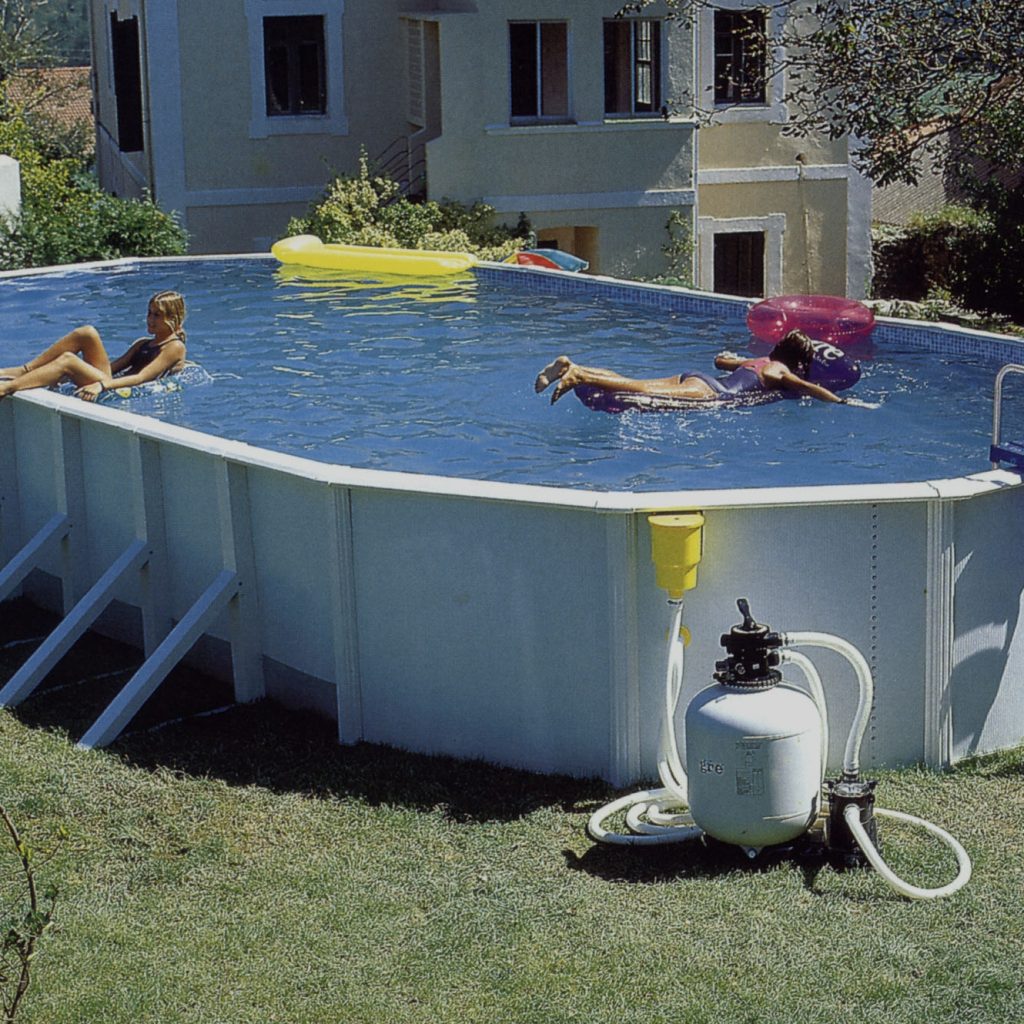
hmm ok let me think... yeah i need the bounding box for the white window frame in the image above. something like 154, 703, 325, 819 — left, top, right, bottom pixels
508, 20, 573, 125
603, 17, 666, 119
698, 1, 787, 123
698, 214, 785, 295
245, 0, 348, 139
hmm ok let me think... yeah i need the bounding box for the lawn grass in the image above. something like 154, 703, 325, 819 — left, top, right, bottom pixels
1, 600, 1022, 1023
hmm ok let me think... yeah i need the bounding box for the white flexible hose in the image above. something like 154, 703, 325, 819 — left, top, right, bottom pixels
779, 650, 829, 779
783, 631, 873, 778
844, 805, 973, 900
587, 601, 699, 846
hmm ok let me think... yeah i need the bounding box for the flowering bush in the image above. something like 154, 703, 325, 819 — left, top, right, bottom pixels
286, 152, 530, 262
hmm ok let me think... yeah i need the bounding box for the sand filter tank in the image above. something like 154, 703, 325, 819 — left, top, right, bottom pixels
587, 514, 972, 901
685, 601, 822, 849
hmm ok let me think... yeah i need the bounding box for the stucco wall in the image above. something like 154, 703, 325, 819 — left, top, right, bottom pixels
420, 1, 695, 278
179, 4, 408, 193
699, 123, 848, 172
699, 178, 850, 295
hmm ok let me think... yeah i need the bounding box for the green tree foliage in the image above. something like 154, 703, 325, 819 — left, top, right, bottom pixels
287, 152, 531, 262
29, 0, 89, 66
0, 110, 187, 269
633, 0, 1024, 188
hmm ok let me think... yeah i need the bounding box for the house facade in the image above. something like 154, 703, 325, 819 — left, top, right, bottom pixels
89, 0, 870, 296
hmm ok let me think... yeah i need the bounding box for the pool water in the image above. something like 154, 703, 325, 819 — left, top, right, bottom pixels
1, 259, 1016, 491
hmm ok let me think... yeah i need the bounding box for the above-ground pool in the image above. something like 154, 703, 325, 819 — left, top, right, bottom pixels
2, 256, 1024, 784
4, 259, 1022, 490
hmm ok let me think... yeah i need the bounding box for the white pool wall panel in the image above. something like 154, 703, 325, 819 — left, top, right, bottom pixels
950, 484, 1024, 759
6, 383, 1024, 782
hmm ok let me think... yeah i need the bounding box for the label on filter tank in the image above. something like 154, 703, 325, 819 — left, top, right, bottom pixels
735, 740, 765, 797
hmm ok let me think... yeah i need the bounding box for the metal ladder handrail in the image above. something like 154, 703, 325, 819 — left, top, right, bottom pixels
991, 363, 1024, 468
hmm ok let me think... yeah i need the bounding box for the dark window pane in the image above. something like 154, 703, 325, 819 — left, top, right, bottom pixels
510, 22, 538, 118
110, 14, 144, 151
263, 15, 325, 116
298, 41, 325, 111
714, 232, 766, 297
604, 19, 660, 115
604, 21, 630, 113
714, 10, 766, 105
265, 44, 289, 114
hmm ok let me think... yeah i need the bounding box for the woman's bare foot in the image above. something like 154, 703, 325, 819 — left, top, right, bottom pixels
0, 364, 27, 379
534, 355, 573, 394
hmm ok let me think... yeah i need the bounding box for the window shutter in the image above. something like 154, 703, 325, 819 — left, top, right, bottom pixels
407, 20, 426, 127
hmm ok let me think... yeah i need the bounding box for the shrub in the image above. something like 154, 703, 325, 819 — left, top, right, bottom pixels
286, 151, 530, 262
871, 205, 992, 304
0, 108, 187, 269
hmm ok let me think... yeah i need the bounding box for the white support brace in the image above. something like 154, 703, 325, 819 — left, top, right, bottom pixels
52, 415, 88, 612
327, 485, 362, 744
0, 539, 150, 707
216, 460, 265, 703
0, 513, 70, 604
129, 436, 173, 655
77, 568, 241, 750
606, 513, 642, 788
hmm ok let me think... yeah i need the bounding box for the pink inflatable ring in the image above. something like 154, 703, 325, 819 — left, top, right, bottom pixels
747, 294, 875, 347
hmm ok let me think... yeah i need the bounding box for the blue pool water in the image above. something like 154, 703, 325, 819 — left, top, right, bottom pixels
1, 259, 1018, 491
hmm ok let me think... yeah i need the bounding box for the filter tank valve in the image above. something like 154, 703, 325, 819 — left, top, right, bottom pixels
714, 598, 783, 687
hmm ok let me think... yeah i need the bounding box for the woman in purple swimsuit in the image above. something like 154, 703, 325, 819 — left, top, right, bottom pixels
535, 329, 850, 406
0, 291, 187, 403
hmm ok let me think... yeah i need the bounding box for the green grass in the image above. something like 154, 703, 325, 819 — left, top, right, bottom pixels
1, 600, 1023, 1023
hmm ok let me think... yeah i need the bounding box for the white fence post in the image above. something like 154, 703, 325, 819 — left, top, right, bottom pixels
0, 156, 21, 222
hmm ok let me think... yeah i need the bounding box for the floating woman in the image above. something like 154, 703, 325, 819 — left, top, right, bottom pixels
0, 290, 187, 402
535, 329, 865, 409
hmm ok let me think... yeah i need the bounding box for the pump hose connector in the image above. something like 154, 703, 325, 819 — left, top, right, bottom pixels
783, 628, 972, 899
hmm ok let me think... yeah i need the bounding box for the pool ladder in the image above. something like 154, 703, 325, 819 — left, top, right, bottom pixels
990, 364, 1024, 470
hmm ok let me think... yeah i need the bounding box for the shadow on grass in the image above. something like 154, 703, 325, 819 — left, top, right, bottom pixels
562, 829, 832, 890
113, 700, 610, 825
0, 599, 901, 891
952, 747, 1024, 779
1, 599, 605, 825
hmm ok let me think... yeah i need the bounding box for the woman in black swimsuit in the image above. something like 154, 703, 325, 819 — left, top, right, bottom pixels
0, 290, 187, 402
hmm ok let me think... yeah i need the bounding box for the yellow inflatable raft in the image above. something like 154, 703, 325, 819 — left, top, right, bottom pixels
271, 234, 477, 277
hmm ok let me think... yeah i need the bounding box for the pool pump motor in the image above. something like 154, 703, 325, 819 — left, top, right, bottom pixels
587, 522, 972, 900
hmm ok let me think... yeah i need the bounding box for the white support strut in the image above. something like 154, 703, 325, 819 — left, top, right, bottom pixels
0, 538, 150, 707
77, 568, 240, 750
0, 513, 71, 604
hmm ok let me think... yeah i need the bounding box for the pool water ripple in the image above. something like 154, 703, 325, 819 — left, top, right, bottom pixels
1, 259, 1016, 490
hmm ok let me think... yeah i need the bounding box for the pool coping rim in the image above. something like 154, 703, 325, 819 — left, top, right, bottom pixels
4, 255, 1022, 512
9, 386, 1020, 514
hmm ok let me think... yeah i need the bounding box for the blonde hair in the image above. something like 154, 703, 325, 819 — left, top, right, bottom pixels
149, 290, 187, 340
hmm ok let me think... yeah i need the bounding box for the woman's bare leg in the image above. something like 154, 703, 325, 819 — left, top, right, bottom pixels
0, 326, 112, 379
535, 355, 716, 404
0, 352, 107, 399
